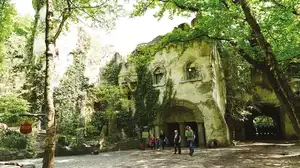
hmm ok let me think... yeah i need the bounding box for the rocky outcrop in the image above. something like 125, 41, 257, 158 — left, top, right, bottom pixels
0, 149, 36, 161
0, 123, 8, 132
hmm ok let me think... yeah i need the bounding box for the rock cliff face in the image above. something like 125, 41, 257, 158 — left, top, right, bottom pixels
119, 38, 230, 147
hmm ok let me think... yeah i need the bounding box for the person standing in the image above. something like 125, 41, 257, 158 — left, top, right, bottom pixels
185, 126, 194, 156
173, 130, 181, 154
159, 130, 165, 150
150, 134, 156, 150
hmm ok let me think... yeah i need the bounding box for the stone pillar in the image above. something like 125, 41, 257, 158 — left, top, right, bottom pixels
179, 123, 186, 147
197, 123, 205, 147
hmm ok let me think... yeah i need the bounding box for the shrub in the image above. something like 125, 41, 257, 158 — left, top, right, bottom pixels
57, 135, 70, 146
116, 111, 136, 137
85, 125, 100, 138
91, 111, 106, 133
0, 131, 29, 149
0, 94, 29, 125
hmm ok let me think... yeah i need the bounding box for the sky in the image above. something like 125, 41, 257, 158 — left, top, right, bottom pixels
12, 0, 193, 56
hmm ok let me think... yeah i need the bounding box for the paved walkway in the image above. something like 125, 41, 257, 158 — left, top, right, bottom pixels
10, 142, 300, 168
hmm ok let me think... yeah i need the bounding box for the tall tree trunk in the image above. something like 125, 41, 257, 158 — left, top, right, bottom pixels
240, 0, 300, 138
42, 0, 56, 167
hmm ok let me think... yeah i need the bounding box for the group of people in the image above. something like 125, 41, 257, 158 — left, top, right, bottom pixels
149, 130, 169, 150
173, 125, 195, 156
148, 126, 195, 156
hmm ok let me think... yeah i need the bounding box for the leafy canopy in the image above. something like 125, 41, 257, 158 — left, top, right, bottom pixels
132, 0, 300, 61
0, 0, 17, 66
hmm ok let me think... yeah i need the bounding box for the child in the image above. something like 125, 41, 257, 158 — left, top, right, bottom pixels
156, 137, 160, 150
150, 135, 156, 150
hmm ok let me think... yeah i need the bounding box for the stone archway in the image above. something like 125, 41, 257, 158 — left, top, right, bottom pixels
244, 103, 283, 140
157, 99, 206, 147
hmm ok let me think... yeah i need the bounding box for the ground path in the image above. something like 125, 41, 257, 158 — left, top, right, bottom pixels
10, 142, 300, 168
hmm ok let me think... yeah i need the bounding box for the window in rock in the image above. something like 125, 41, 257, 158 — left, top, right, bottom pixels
154, 68, 164, 85
186, 62, 198, 80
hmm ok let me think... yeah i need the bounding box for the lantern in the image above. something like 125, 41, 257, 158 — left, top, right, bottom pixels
20, 120, 33, 134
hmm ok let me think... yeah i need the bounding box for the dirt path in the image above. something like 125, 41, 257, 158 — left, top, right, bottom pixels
9, 142, 300, 168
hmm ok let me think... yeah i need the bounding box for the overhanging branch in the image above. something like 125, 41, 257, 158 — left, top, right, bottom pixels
66, 0, 109, 10
160, 0, 199, 12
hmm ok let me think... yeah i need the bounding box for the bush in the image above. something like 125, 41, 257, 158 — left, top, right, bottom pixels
57, 135, 70, 146
0, 94, 29, 125
0, 131, 30, 149
76, 128, 85, 145
85, 125, 100, 138
116, 111, 136, 137
91, 111, 106, 133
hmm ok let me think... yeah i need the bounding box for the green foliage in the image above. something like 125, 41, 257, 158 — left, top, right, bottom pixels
89, 84, 132, 135
85, 124, 100, 137
51, 0, 125, 31
0, 0, 17, 66
91, 84, 131, 112
0, 94, 29, 124
90, 111, 106, 133
128, 43, 175, 129
56, 134, 77, 147
21, 61, 45, 114
132, 0, 300, 123
0, 131, 32, 150
115, 110, 136, 137
253, 116, 275, 128
133, 66, 161, 127
54, 30, 90, 136
132, 0, 300, 61
101, 57, 122, 86
220, 45, 252, 121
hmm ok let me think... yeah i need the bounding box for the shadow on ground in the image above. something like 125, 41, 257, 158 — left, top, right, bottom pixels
9, 141, 300, 168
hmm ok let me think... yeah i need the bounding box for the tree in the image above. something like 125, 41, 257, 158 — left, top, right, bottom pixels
0, 0, 17, 67
42, 0, 125, 167
54, 28, 90, 136
132, 0, 300, 138
0, 16, 31, 95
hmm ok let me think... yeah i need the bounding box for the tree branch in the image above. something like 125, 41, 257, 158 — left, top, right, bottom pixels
69, 0, 106, 25
53, 0, 72, 41
160, 0, 199, 12
240, 0, 277, 68
66, 0, 109, 10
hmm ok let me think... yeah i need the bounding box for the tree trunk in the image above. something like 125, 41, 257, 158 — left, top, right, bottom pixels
262, 67, 300, 136
42, 0, 56, 167
240, 0, 300, 138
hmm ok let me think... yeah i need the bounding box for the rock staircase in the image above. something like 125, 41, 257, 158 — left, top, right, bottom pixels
35, 131, 46, 154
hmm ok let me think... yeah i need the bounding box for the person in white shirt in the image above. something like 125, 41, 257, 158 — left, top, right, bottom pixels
173, 130, 181, 154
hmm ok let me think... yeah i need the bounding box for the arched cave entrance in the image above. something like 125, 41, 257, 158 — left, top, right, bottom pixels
244, 103, 283, 140
163, 105, 205, 147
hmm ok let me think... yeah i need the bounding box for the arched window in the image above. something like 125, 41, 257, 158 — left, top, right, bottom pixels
185, 62, 198, 80
154, 67, 164, 85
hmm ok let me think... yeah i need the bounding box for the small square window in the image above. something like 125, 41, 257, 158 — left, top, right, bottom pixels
185, 62, 198, 80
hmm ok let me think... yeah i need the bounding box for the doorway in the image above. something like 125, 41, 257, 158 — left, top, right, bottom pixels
166, 123, 179, 146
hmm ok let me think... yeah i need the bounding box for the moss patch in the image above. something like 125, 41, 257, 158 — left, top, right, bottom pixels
197, 81, 212, 94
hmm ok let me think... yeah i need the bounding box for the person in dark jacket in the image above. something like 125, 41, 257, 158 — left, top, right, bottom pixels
159, 130, 165, 150
173, 130, 181, 154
